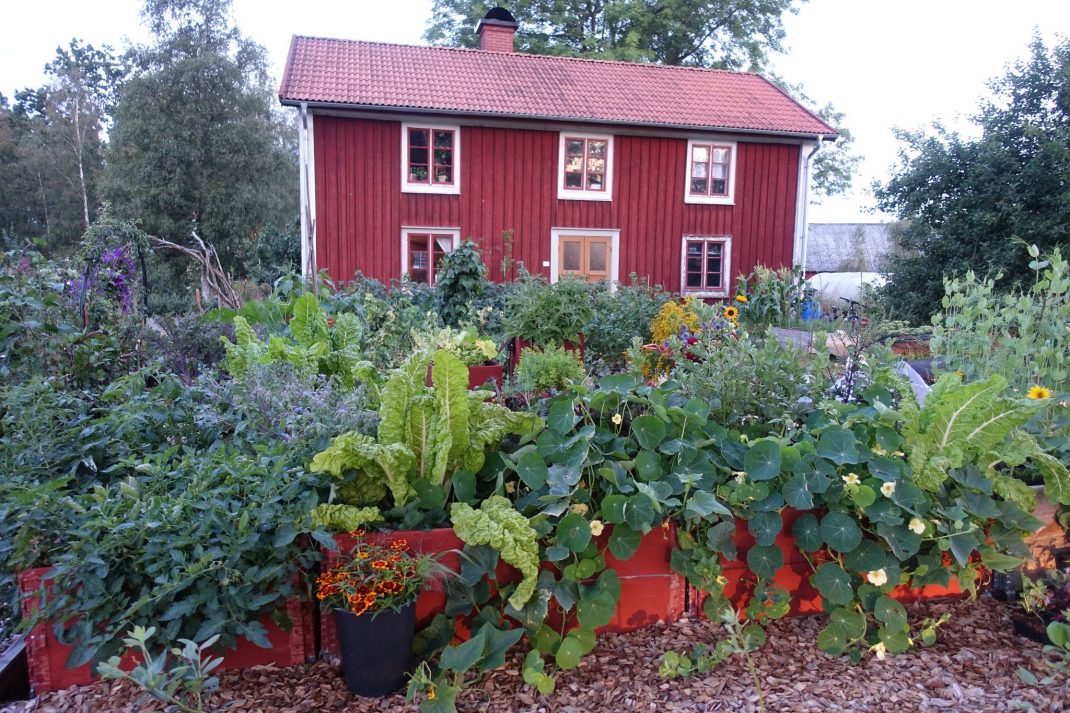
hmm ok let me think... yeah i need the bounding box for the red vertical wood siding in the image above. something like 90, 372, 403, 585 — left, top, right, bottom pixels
313, 115, 801, 291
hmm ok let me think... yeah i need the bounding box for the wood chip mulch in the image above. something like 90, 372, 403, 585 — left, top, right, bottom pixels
3, 597, 1067, 713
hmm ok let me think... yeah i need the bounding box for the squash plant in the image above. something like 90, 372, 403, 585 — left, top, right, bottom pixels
309, 349, 542, 531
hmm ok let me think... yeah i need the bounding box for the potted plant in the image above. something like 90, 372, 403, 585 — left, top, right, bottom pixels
1014, 568, 1070, 644
502, 275, 592, 371
417, 326, 503, 391
316, 533, 451, 696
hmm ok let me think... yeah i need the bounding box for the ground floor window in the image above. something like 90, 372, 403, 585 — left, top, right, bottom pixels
550, 228, 620, 286
401, 228, 459, 285
680, 235, 732, 297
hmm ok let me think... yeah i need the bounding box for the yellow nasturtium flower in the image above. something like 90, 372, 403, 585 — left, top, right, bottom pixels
589, 520, 605, 536
842, 473, 861, 486
866, 569, 888, 587
880, 482, 896, 498
909, 517, 925, 535
611, 413, 623, 425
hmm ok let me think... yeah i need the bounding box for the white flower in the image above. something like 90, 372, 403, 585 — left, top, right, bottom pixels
870, 641, 887, 661
611, 413, 623, 425
589, 520, 605, 536
909, 517, 925, 535
880, 482, 896, 497
871, 445, 887, 456
842, 472, 861, 486
733, 471, 747, 484
867, 569, 888, 587
571, 503, 589, 516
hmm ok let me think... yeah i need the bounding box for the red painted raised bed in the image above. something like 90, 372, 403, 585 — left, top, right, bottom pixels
425, 363, 505, 392
509, 335, 585, 374
18, 568, 315, 695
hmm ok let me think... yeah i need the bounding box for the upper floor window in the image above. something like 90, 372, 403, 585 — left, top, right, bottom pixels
402, 124, 461, 195
558, 132, 614, 201
402, 228, 459, 284
680, 235, 731, 297
684, 139, 735, 205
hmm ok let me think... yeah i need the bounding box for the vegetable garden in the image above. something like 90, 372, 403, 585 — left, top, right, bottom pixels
1, 229, 1069, 712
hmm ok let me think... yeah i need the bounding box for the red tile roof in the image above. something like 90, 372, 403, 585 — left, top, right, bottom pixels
280, 37, 838, 139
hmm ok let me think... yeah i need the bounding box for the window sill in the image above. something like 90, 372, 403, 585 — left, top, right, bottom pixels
684, 194, 734, 206
557, 190, 613, 202
402, 183, 461, 196
681, 290, 729, 299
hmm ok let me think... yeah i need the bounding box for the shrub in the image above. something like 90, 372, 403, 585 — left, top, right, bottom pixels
502, 275, 593, 346
583, 276, 672, 372
433, 239, 491, 327
515, 345, 585, 393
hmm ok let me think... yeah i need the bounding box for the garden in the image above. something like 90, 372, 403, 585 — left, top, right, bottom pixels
1, 221, 1069, 712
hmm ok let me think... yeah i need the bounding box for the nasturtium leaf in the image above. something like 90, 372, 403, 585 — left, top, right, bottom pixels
516, 451, 549, 490
608, 525, 642, 561
746, 544, 784, 579
876, 521, 921, 560
557, 513, 593, 553
744, 440, 782, 481
570, 627, 598, 655
547, 399, 577, 435
792, 512, 823, 552
891, 481, 927, 511
978, 546, 1024, 572
599, 373, 639, 393
706, 520, 738, 559
863, 499, 903, 526
596, 568, 622, 601
543, 543, 569, 562
816, 428, 861, 465
820, 512, 863, 553
830, 607, 867, 640
686, 490, 732, 520
601, 494, 628, 524
453, 470, 477, 505
850, 484, 876, 508
813, 563, 855, 605
956, 491, 1001, 519
742, 623, 767, 652
624, 494, 657, 531
631, 415, 667, 450
555, 635, 584, 669
748, 511, 783, 547
868, 456, 905, 482
874, 596, 908, 631
844, 539, 886, 573
875, 425, 903, 452
782, 475, 815, 509
576, 591, 617, 629
635, 450, 663, 481
816, 624, 847, 655
878, 626, 911, 654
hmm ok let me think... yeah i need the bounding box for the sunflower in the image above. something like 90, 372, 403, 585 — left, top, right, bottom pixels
723, 306, 739, 320
1027, 385, 1053, 400
735, 295, 748, 303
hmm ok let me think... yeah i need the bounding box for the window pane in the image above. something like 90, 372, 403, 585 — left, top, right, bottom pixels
587, 157, 605, 173
588, 140, 607, 159
409, 236, 429, 269
691, 177, 708, 194
565, 172, 583, 188
692, 146, 709, 163
409, 129, 429, 147
587, 173, 605, 190
433, 167, 452, 184
711, 164, 726, 179
410, 147, 429, 165
706, 243, 723, 288
588, 242, 607, 271
433, 130, 452, 148
433, 149, 452, 166
562, 241, 582, 271
686, 242, 703, 287
711, 179, 726, 194
691, 162, 708, 178
566, 139, 585, 157
712, 147, 728, 163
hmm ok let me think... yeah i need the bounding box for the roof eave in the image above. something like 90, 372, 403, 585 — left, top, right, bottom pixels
276, 98, 840, 141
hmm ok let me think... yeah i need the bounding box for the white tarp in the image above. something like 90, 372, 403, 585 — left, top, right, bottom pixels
807, 272, 887, 305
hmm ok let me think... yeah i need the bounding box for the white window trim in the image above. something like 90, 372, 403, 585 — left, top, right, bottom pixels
679, 235, 732, 298
557, 132, 614, 202
400, 227, 461, 284
683, 138, 737, 206
401, 123, 461, 195
549, 227, 620, 291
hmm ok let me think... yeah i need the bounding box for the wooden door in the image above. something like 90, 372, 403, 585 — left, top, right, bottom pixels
559, 235, 612, 283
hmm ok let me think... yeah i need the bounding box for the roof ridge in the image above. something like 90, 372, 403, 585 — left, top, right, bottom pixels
290, 35, 761, 78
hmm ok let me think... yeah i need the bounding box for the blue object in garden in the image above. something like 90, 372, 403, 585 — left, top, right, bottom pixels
801, 300, 823, 321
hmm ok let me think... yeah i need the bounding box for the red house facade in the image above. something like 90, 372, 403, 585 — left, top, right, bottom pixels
279, 9, 837, 296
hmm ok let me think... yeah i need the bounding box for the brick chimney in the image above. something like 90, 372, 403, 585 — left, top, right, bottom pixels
476, 7, 518, 52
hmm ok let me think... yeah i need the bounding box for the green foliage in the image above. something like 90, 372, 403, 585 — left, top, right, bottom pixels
450, 496, 539, 609
309, 504, 382, 532
583, 276, 671, 372
733, 265, 807, 327
243, 220, 300, 287
433, 239, 492, 327
877, 35, 1070, 324
502, 275, 593, 346
515, 344, 586, 393
310, 350, 542, 522
98, 626, 222, 713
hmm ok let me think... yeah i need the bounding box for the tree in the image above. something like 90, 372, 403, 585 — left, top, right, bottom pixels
425, 1, 857, 196
876, 35, 1070, 324
104, 0, 297, 278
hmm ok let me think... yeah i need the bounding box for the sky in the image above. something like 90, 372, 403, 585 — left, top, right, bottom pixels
3, 0, 1069, 223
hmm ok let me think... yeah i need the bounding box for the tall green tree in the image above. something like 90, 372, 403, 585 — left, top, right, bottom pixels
425, 1, 857, 197
876, 35, 1070, 324
104, 0, 297, 276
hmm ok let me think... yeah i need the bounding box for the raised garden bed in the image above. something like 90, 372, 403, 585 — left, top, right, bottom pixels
0, 635, 28, 704
17, 568, 316, 696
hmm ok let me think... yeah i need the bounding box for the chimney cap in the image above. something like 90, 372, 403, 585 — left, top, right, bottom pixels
478, 7, 518, 30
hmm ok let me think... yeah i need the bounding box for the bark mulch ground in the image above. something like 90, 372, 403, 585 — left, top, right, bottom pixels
3, 596, 1067, 713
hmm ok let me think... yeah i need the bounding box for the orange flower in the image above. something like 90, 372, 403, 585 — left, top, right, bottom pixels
371, 559, 389, 570
357, 550, 371, 559
390, 539, 409, 552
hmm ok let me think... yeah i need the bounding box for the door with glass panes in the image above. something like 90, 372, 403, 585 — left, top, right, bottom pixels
558, 235, 612, 283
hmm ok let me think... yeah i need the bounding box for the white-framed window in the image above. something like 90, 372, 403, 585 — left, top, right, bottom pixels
401, 227, 460, 285
684, 139, 736, 205
401, 123, 461, 195
550, 228, 620, 288
680, 235, 732, 297
557, 132, 614, 201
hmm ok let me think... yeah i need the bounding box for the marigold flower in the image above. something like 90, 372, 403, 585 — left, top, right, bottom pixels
842, 472, 861, 486
1027, 385, 1052, 400
908, 517, 925, 535
611, 413, 623, 425
589, 520, 605, 537
390, 539, 409, 552
736, 295, 748, 303
880, 482, 896, 497
867, 569, 888, 587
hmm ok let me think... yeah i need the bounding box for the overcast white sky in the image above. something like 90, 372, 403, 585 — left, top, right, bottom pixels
3, 0, 1068, 222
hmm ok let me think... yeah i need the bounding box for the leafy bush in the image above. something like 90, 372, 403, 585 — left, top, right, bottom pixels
433, 240, 492, 327
733, 265, 807, 327
583, 276, 671, 372
502, 275, 593, 346
244, 220, 300, 287
515, 345, 585, 393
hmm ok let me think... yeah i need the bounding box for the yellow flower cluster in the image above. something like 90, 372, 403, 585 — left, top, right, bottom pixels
650, 298, 701, 345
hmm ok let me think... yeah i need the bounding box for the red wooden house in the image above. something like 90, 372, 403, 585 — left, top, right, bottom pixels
279, 8, 838, 297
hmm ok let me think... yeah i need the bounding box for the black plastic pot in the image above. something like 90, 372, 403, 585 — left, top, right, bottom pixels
1011, 612, 1053, 645
334, 603, 415, 696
